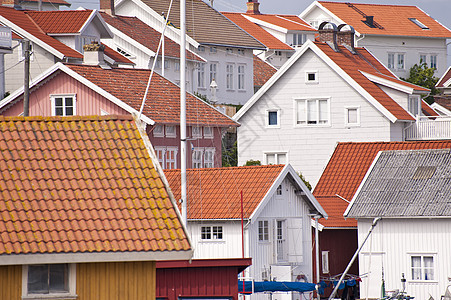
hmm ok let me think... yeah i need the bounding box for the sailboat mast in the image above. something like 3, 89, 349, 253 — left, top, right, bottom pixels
180, 0, 187, 226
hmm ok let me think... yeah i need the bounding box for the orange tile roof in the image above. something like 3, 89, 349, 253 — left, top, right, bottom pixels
64, 64, 237, 127
25, 10, 93, 34
434, 96, 451, 111
313, 141, 451, 227
253, 55, 277, 88
0, 115, 191, 256
421, 100, 439, 117
318, 1, 451, 38
223, 12, 293, 50
244, 14, 316, 32
0, 6, 82, 59
314, 42, 416, 121
164, 165, 285, 219
22, 0, 70, 5
100, 13, 202, 62
102, 43, 134, 65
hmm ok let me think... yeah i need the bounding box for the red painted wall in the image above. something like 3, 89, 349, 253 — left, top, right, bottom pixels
156, 259, 251, 300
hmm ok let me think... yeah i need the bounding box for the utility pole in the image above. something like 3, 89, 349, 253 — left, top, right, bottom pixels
23, 39, 31, 117
180, 0, 187, 226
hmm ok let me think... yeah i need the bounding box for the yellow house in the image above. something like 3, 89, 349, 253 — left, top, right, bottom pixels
0, 115, 193, 300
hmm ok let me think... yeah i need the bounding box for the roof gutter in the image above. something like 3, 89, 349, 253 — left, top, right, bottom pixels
199, 42, 266, 51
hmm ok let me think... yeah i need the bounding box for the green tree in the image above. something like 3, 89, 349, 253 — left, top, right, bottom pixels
222, 141, 238, 167
402, 62, 439, 104
244, 159, 261, 166
298, 172, 312, 191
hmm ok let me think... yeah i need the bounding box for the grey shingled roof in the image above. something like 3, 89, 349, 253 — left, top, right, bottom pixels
141, 0, 265, 49
345, 149, 451, 218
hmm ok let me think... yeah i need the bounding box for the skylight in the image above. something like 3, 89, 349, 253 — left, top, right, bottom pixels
412, 166, 436, 180
409, 18, 429, 30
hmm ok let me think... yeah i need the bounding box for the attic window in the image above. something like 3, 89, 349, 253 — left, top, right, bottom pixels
412, 166, 436, 180
409, 18, 429, 30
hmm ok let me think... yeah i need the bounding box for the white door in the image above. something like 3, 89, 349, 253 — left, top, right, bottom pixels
360, 253, 384, 299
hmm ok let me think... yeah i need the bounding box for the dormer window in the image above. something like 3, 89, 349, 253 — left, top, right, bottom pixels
51, 95, 76, 116
409, 18, 429, 30
292, 33, 306, 46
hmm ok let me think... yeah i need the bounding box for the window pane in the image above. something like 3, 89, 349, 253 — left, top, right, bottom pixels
318, 100, 328, 124
268, 111, 278, 126
65, 107, 73, 116
424, 257, 434, 280
55, 107, 63, 116
297, 101, 306, 124
28, 265, 49, 294
397, 54, 404, 69
212, 226, 222, 239
65, 97, 73, 107
266, 154, 275, 165
277, 154, 286, 164
411, 256, 421, 280
49, 264, 68, 292
55, 97, 63, 107
201, 226, 211, 239
307, 100, 317, 124
347, 108, 358, 124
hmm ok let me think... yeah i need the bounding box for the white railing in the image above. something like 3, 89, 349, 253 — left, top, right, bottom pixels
405, 116, 451, 140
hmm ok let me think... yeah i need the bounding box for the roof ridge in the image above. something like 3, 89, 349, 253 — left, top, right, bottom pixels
319, 1, 418, 8
0, 115, 134, 122
165, 164, 286, 172
338, 140, 451, 146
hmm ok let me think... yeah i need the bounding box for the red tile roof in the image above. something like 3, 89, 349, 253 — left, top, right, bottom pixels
223, 12, 293, 50
0, 6, 82, 59
25, 10, 93, 34
0, 115, 191, 256
100, 13, 202, 62
421, 100, 439, 117
314, 42, 417, 121
22, 0, 70, 5
253, 55, 277, 88
318, 1, 451, 38
103, 43, 134, 65
244, 14, 316, 32
164, 165, 285, 219
313, 141, 451, 227
433, 96, 451, 111
64, 64, 237, 127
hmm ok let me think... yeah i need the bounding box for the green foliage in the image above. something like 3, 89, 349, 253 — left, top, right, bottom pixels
244, 159, 261, 166
193, 92, 210, 104
222, 141, 238, 167
401, 62, 439, 104
298, 172, 312, 191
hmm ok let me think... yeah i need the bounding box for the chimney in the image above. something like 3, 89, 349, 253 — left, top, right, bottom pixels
337, 24, 356, 54
318, 21, 339, 52
246, 0, 260, 15
100, 0, 115, 16
83, 41, 106, 66
364, 16, 375, 28
2, 0, 21, 9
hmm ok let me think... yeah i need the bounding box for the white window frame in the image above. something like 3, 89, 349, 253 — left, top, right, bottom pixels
237, 49, 245, 56
18, 41, 34, 62
203, 126, 213, 139
165, 147, 178, 169
164, 58, 170, 69
419, 54, 427, 64
153, 125, 164, 137
165, 125, 176, 138
174, 61, 180, 71
226, 63, 234, 90
226, 48, 233, 55
322, 251, 330, 274
344, 106, 360, 126
204, 147, 215, 168
430, 54, 437, 69
209, 46, 217, 53
275, 51, 282, 56
192, 147, 203, 168
198, 46, 205, 52
154, 146, 165, 166
388, 53, 395, 69
397, 53, 405, 70
201, 225, 223, 240
408, 95, 421, 116
209, 62, 218, 85
409, 253, 436, 282
192, 126, 202, 138
266, 109, 280, 128
238, 65, 245, 90
264, 152, 287, 165
258, 220, 270, 242
22, 264, 76, 299
276, 184, 283, 198
294, 98, 330, 126
197, 62, 206, 89
50, 94, 76, 116
305, 70, 318, 84
292, 33, 306, 46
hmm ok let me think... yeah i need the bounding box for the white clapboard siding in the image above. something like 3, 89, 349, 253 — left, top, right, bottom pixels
357, 218, 451, 300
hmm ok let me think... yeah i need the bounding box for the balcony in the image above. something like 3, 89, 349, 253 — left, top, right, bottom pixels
405, 116, 451, 140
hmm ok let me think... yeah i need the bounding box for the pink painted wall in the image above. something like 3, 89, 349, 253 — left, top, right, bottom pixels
1, 70, 224, 168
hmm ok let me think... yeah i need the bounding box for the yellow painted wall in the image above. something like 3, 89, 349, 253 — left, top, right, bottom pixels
0, 265, 22, 299
77, 261, 156, 300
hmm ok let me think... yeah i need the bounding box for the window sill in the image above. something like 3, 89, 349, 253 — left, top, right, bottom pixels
295, 123, 331, 128
344, 123, 360, 128
165, 135, 177, 138
23, 294, 77, 299
199, 240, 225, 244
265, 125, 280, 129
226, 89, 235, 92
408, 280, 438, 284
238, 89, 246, 93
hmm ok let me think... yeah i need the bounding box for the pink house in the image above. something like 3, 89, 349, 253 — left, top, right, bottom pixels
0, 57, 238, 169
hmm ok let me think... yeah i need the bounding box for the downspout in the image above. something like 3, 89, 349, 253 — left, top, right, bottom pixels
315, 215, 321, 300
328, 217, 381, 300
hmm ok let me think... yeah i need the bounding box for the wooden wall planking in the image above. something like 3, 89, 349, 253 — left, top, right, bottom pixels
0, 265, 22, 299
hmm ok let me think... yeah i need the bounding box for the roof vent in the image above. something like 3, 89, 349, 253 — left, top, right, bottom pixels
246, 0, 261, 15
318, 21, 339, 52
363, 16, 376, 28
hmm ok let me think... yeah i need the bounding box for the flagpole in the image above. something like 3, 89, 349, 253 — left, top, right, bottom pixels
180, 0, 187, 226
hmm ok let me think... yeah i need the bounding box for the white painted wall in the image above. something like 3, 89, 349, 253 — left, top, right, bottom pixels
187, 177, 316, 300
302, 5, 449, 78
237, 48, 401, 186
357, 218, 451, 300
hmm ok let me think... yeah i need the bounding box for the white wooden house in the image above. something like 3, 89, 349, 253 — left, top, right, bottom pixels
344, 148, 451, 300
300, 1, 451, 78
233, 23, 444, 187
165, 164, 327, 300
111, 0, 265, 105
